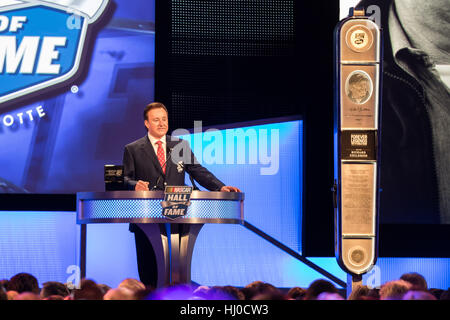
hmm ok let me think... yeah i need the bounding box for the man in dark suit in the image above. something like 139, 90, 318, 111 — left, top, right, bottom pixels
123, 102, 240, 287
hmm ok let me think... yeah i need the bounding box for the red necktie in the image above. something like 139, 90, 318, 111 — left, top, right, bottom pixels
156, 141, 166, 174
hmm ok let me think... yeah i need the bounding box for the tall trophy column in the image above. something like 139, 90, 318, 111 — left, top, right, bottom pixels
333, 8, 382, 295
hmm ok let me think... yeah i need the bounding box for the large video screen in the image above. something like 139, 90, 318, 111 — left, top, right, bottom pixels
340, 0, 450, 225
0, 0, 155, 194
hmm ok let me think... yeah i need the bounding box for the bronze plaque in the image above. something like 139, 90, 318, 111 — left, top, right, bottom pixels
340, 19, 380, 63
340, 65, 379, 129
341, 163, 376, 236
345, 25, 373, 53
341, 238, 375, 274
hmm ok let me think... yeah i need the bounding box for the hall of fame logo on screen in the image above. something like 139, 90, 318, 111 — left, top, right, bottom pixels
0, 0, 109, 108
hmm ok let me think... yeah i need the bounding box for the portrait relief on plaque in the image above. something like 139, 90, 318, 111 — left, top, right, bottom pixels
345, 70, 373, 105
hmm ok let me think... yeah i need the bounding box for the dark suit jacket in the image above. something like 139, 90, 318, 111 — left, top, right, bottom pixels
123, 135, 225, 192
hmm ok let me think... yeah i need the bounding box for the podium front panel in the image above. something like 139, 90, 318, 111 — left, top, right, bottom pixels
77, 191, 244, 224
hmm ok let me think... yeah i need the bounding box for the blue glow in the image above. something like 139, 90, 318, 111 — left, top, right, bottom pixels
0, 211, 78, 287
176, 120, 304, 286
85, 223, 139, 288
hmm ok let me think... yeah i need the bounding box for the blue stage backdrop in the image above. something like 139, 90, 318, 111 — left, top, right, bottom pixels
180, 119, 303, 286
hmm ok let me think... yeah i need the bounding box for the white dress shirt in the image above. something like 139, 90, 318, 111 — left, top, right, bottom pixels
147, 133, 166, 163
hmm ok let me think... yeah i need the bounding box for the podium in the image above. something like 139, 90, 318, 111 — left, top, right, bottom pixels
77, 191, 244, 287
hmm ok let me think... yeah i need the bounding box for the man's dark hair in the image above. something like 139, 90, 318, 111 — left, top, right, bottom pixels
348, 285, 370, 300
429, 288, 444, 300
134, 286, 155, 300
0, 280, 9, 297
8, 273, 39, 294
73, 279, 104, 300
304, 279, 338, 300
241, 281, 280, 300
439, 288, 450, 300
97, 283, 111, 296
367, 288, 380, 300
400, 273, 428, 291
287, 287, 306, 300
41, 281, 69, 298
143, 102, 168, 121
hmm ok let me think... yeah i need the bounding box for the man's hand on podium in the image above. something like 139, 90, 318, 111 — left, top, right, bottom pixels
135, 181, 240, 192
135, 180, 150, 191
220, 186, 241, 192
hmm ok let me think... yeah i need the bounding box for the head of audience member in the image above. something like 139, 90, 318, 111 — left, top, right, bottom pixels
358, 295, 378, 300
367, 288, 380, 300
72, 279, 104, 300
97, 284, 111, 296
400, 272, 428, 291
439, 288, 450, 300
104, 287, 135, 300
287, 287, 306, 300
7, 290, 18, 300
317, 292, 344, 300
428, 288, 444, 300
241, 281, 263, 300
348, 285, 370, 300
14, 292, 41, 300
134, 286, 155, 300
252, 291, 286, 300
8, 273, 39, 294
304, 279, 338, 300
0, 280, 8, 289
402, 290, 437, 300
44, 295, 65, 300
241, 281, 281, 300
118, 278, 146, 293
379, 280, 412, 300
40, 281, 70, 299
0, 284, 7, 301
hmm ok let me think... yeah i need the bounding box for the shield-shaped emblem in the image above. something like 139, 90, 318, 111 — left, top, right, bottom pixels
0, 0, 109, 106
161, 186, 193, 220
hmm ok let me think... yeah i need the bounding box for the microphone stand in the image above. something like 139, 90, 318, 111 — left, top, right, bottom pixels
151, 147, 200, 191
189, 174, 199, 191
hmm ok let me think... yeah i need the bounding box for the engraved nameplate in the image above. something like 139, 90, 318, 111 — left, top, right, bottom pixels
341, 162, 376, 236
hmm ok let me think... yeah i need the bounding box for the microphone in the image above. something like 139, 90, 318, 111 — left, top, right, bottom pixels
177, 161, 199, 191
152, 147, 173, 190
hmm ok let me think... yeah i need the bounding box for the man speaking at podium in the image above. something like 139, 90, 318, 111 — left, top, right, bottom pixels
123, 102, 240, 287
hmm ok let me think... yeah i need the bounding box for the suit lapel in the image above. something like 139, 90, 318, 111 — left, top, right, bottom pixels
165, 136, 178, 179
140, 135, 164, 176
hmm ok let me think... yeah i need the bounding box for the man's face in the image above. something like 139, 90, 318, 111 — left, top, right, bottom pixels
145, 107, 168, 139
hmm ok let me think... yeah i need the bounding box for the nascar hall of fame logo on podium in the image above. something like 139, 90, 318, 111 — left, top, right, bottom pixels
0, 0, 109, 107
161, 186, 193, 220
